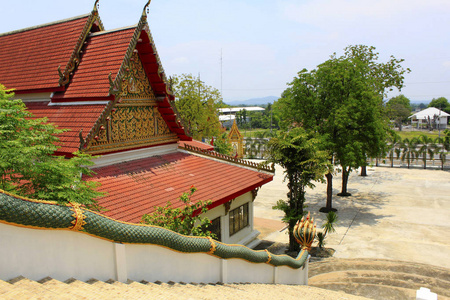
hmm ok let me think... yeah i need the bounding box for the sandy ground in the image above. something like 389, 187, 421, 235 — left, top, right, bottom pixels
253, 164, 450, 269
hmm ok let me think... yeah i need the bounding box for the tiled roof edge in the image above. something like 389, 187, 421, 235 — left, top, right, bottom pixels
58, 3, 106, 86
89, 25, 137, 37
179, 144, 275, 174
0, 14, 91, 37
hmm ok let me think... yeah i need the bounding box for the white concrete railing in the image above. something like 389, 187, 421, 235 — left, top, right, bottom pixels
0, 222, 308, 285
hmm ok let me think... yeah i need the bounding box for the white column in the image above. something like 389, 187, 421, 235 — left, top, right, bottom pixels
220, 214, 229, 243
114, 243, 127, 282
273, 266, 279, 284
220, 259, 228, 283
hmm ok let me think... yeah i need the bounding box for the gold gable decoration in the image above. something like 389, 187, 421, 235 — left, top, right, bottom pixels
86, 99, 177, 154
228, 119, 244, 158
119, 52, 155, 99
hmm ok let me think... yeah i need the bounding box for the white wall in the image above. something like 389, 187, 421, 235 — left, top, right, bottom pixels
0, 222, 308, 284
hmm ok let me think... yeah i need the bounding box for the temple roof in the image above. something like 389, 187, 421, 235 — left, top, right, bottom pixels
86, 151, 273, 223
25, 101, 108, 154
52, 27, 135, 100
0, 15, 92, 93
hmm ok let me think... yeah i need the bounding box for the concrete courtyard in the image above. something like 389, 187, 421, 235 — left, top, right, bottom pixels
253, 164, 450, 269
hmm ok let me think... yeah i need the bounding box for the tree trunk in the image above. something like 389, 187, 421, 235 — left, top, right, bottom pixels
320, 172, 336, 213
288, 220, 299, 252
360, 165, 367, 176
338, 167, 351, 197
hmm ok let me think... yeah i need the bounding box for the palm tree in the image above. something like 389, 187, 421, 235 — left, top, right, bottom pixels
387, 133, 401, 168
440, 151, 447, 170
418, 134, 436, 169
401, 138, 418, 169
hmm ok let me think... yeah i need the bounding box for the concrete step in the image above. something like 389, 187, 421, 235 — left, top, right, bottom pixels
309, 270, 450, 297
7, 276, 65, 299
309, 258, 450, 300
0, 276, 371, 299
309, 258, 450, 282
311, 282, 415, 300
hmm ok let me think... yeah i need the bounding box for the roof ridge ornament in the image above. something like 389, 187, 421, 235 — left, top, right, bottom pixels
93, 0, 100, 12
143, 0, 152, 16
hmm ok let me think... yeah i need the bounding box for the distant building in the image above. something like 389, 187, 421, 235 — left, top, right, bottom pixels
218, 107, 265, 127
409, 107, 450, 129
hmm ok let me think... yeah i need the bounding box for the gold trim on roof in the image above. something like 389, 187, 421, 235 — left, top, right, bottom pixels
85, 100, 177, 155
58, 3, 105, 86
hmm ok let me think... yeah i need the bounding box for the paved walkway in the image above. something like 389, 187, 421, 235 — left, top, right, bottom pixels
253, 164, 450, 269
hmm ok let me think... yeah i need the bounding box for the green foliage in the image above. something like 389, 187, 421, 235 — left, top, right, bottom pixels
386, 95, 412, 130
171, 74, 223, 140
266, 127, 330, 251
428, 97, 450, 114
316, 211, 338, 249
0, 84, 104, 209
277, 45, 409, 197
417, 134, 437, 169
400, 138, 418, 169
322, 211, 338, 235
141, 186, 216, 239
213, 132, 233, 155
316, 232, 326, 249
235, 104, 278, 130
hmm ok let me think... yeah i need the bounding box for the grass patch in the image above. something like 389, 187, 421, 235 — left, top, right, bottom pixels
396, 130, 441, 140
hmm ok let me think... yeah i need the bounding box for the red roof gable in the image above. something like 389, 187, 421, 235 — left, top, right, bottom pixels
86, 152, 273, 223
25, 101, 107, 154
0, 15, 92, 93
53, 27, 135, 100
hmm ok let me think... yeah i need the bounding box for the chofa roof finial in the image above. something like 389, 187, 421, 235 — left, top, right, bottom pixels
93, 0, 100, 12
143, 0, 152, 16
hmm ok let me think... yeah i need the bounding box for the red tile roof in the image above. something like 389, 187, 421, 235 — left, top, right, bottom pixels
86, 152, 273, 223
178, 140, 214, 151
0, 15, 90, 93
53, 27, 136, 99
25, 101, 107, 154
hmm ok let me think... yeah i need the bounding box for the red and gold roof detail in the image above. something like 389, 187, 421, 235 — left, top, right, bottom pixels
86, 152, 273, 223
52, 27, 136, 100
84, 98, 178, 155
0, 3, 103, 94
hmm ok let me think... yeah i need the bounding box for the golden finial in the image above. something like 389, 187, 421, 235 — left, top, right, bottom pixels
143, 0, 152, 16
93, 0, 100, 12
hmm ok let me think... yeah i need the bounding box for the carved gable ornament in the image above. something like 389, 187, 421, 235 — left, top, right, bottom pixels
119, 52, 154, 99
85, 54, 177, 154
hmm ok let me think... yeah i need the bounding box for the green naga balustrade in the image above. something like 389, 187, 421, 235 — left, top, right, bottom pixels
0, 190, 309, 270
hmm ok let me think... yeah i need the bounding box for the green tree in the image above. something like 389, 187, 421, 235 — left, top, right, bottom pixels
265, 128, 330, 252
277, 45, 408, 206
418, 134, 437, 169
0, 84, 104, 209
387, 132, 402, 168
171, 74, 223, 140
213, 132, 233, 155
428, 97, 450, 114
141, 186, 216, 238
386, 95, 412, 130
400, 138, 418, 169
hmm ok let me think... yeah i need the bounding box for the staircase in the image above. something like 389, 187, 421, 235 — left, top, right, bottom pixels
0, 276, 369, 299
309, 258, 450, 300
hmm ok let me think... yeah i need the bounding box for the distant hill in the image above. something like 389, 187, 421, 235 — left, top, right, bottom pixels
225, 96, 278, 106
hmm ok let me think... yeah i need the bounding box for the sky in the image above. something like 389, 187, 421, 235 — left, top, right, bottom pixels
1, 0, 449, 103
